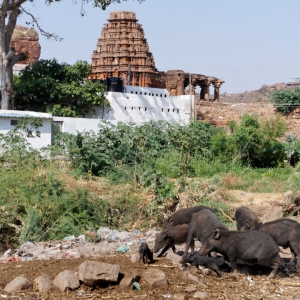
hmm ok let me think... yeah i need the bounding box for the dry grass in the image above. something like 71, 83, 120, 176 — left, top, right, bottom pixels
222, 173, 242, 189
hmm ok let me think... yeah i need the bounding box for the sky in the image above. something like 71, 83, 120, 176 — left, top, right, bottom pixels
19, 0, 300, 94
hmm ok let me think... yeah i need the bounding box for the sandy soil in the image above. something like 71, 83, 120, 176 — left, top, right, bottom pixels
1, 254, 300, 300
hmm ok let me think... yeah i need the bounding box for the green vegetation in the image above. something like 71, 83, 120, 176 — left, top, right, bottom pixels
14, 59, 108, 117
271, 87, 300, 113
0, 115, 300, 248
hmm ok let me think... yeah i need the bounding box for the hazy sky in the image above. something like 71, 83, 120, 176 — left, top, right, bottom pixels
20, 0, 300, 94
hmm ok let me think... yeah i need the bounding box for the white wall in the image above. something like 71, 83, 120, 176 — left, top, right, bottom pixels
87, 91, 193, 124
0, 115, 52, 149
53, 116, 115, 135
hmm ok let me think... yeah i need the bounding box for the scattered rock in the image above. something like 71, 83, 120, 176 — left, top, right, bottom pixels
193, 291, 211, 299
78, 246, 93, 258
119, 273, 134, 288
183, 272, 207, 288
143, 269, 168, 287
184, 285, 197, 293
165, 252, 182, 267
53, 270, 80, 292
34, 274, 52, 293
78, 260, 120, 287
131, 253, 138, 263
4, 276, 33, 292
173, 293, 188, 300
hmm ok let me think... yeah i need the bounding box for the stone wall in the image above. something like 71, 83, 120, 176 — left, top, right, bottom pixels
195, 100, 300, 137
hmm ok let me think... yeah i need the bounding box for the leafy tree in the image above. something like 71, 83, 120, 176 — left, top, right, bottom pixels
271, 88, 300, 113
0, 0, 145, 110
14, 59, 108, 117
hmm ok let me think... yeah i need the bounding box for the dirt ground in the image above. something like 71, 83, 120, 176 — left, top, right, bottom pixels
1, 191, 300, 299
1, 254, 300, 300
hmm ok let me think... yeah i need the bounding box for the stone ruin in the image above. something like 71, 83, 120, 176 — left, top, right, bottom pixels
90, 11, 224, 101
10, 25, 41, 65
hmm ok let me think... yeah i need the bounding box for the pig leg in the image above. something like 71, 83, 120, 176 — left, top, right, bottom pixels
172, 245, 176, 253
208, 262, 222, 277
157, 245, 170, 258
289, 242, 300, 268
267, 255, 280, 279
184, 231, 195, 255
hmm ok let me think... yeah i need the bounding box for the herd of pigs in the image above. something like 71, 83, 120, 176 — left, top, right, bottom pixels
139, 205, 300, 279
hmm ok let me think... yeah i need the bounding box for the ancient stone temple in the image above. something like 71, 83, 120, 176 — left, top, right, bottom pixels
90, 11, 164, 88
90, 11, 224, 101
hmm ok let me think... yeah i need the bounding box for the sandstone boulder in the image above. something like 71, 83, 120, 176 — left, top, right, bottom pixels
78, 260, 120, 287
34, 274, 52, 293
142, 269, 168, 288
53, 270, 80, 292
4, 276, 33, 292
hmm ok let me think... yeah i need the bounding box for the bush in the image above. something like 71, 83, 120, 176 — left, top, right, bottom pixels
271, 88, 300, 113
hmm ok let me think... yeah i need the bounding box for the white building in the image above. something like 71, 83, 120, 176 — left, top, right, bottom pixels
0, 110, 52, 149
0, 86, 194, 147
86, 86, 193, 124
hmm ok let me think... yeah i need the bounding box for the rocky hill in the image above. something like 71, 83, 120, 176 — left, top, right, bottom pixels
221, 82, 300, 103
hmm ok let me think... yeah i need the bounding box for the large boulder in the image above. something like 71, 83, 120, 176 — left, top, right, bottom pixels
4, 276, 32, 292
78, 260, 120, 287
53, 270, 80, 292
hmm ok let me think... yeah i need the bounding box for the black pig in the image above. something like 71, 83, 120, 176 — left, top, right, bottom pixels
253, 218, 300, 267
138, 242, 154, 264
179, 252, 224, 277
154, 224, 193, 257
199, 229, 281, 279
184, 209, 228, 255
163, 206, 214, 229
235, 206, 261, 230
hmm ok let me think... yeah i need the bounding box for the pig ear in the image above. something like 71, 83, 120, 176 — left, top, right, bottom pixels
213, 229, 220, 240
162, 233, 169, 240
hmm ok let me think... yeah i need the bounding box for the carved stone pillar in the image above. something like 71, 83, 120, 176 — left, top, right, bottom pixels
189, 83, 196, 95
212, 81, 222, 101
200, 84, 210, 101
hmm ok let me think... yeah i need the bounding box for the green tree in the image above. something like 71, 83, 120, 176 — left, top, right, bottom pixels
271, 88, 300, 113
14, 59, 108, 117
0, 0, 145, 110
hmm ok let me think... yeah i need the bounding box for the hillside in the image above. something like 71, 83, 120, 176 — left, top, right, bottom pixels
220, 82, 300, 103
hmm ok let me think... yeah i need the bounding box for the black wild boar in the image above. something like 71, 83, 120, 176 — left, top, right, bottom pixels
138, 242, 154, 264
253, 218, 300, 267
163, 206, 214, 229
154, 224, 193, 257
235, 206, 261, 230
184, 209, 228, 254
179, 252, 224, 277
199, 229, 281, 279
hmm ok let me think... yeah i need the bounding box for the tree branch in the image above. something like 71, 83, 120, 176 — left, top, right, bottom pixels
20, 6, 63, 41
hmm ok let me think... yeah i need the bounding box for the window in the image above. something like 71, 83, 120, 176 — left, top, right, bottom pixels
161, 108, 164, 112
144, 93, 147, 95
145, 107, 147, 111
135, 92, 138, 94
139, 107, 141, 111
125, 107, 127, 110
11, 120, 17, 126
140, 92, 142, 95
177, 109, 180, 113
165, 95, 167, 97
173, 109, 175, 112
168, 109, 170, 112
131, 107, 133, 110
156, 94, 158, 96
131, 91, 133, 94
160, 94, 162, 97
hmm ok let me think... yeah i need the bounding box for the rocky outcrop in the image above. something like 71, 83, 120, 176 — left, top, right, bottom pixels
10, 25, 41, 65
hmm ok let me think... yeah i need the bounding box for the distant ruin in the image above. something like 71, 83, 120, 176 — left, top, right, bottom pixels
90, 11, 224, 101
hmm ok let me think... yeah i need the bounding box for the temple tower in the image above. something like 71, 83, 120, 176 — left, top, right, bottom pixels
90, 11, 164, 88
